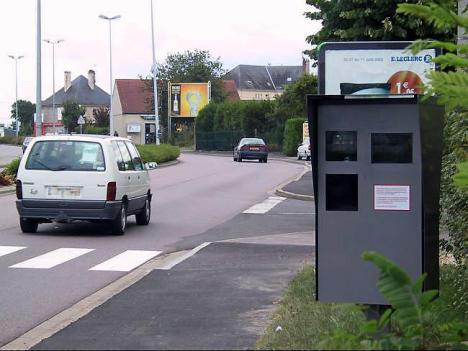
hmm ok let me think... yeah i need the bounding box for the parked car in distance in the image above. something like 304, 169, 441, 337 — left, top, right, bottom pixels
22, 137, 34, 154
297, 138, 311, 161
233, 138, 268, 163
16, 135, 152, 235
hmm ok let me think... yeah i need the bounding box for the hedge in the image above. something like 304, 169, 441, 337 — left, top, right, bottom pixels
0, 136, 24, 146
282, 118, 306, 156
136, 144, 180, 164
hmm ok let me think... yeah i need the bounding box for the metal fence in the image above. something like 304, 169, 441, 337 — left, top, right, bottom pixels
196, 130, 244, 151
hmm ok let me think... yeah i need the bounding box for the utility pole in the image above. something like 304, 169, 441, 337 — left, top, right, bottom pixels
8, 55, 24, 137
99, 14, 121, 136
150, 0, 160, 145
459, 1, 468, 46
35, 0, 42, 137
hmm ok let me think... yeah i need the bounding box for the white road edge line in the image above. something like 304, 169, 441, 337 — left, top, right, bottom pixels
0, 243, 212, 351
157, 242, 211, 270
0, 246, 26, 258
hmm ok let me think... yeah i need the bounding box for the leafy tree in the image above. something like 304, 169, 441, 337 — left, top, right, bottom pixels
398, 0, 468, 110
92, 106, 109, 128
396, 2, 467, 316
61, 101, 86, 133
304, 0, 457, 64
156, 49, 226, 102
10, 100, 35, 136
274, 74, 318, 119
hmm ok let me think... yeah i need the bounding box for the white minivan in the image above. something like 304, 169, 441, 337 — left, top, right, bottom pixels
16, 135, 152, 235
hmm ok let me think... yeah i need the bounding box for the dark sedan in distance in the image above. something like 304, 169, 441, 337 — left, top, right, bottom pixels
233, 138, 268, 163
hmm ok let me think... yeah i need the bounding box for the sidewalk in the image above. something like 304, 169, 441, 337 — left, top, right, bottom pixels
32, 239, 313, 350
276, 169, 314, 201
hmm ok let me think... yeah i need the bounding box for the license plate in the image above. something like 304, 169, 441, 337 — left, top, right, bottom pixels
47, 186, 81, 198
250, 147, 260, 151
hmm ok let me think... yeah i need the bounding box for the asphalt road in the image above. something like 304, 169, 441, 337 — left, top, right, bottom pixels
0, 144, 22, 167
0, 153, 305, 346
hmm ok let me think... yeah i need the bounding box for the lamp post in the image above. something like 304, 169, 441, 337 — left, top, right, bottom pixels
43, 39, 64, 135
150, 0, 160, 145
36, 0, 42, 137
8, 55, 24, 137
99, 14, 121, 136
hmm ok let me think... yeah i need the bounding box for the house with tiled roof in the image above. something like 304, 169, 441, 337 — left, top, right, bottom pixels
42, 70, 110, 133
112, 79, 157, 144
224, 58, 309, 101
221, 80, 240, 101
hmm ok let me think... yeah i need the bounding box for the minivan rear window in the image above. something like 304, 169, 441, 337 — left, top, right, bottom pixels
26, 141, 105, 171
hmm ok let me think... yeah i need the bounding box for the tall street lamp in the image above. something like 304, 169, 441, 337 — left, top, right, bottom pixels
36, 0, 42, 137
8, 55, 24, 137
99, 14, 121, 136
43, 39, 64, 135
150, 0, 160, 145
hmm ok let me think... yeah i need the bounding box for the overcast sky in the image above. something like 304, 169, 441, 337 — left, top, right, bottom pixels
0, 0, 319, 125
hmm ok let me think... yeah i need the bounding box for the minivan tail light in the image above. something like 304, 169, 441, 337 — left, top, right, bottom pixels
107, 182, 117, 201
16, 180, 23, 199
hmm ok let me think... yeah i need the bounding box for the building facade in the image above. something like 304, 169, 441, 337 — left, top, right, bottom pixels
42, 70, 110, 134
112, 79, 156, 145
224, 59, 309, 101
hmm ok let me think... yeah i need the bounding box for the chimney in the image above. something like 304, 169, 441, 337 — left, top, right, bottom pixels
88, 70, 96, 90
302, 57, 310, 75
64, 71, 72, 92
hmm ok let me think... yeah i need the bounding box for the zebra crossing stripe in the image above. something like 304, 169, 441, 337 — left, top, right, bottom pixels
0, 246, 26, 258
89, 250, 162, 272
243, 196, 286, 214
10, 248, 94, 269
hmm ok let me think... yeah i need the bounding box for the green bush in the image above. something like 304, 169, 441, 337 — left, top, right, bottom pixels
319, 252, 468, 350
282, 118, 305, 156
73, 125, 109, 135
136, 144, 180, 164
5, 158, 21, 177
0, 136, 24, 146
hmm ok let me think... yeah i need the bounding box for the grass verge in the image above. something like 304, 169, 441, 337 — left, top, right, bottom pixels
136, 144, 180, 164
256, 264, 467, 350
255, 265, 365, 350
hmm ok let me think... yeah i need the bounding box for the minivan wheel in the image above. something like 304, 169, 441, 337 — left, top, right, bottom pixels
111, 204, 127, 235
20, 218, 38, 233
136, 198, 151, 225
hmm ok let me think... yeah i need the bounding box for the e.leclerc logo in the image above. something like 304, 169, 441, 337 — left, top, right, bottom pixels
391, 54, 433, 63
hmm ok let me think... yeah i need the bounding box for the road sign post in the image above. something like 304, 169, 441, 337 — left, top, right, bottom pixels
77, 115, 85, 134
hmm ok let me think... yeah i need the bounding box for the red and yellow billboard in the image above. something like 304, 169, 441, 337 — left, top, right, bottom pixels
169, 82, 211, 117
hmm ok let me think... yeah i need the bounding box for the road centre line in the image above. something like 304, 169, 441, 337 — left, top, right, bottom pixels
0, 246, 26, 258
89, 250, 162, 272
10, 248, 94, 269
243, 196, 286, 214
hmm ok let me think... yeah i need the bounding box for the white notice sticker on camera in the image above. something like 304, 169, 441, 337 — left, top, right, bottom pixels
374, 185, 410, 211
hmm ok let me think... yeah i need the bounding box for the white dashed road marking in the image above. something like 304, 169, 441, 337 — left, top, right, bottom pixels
10, 248, 94, 269
243, 196, 286, 214
89, 250, 162, 272
0, 246, 26, 258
